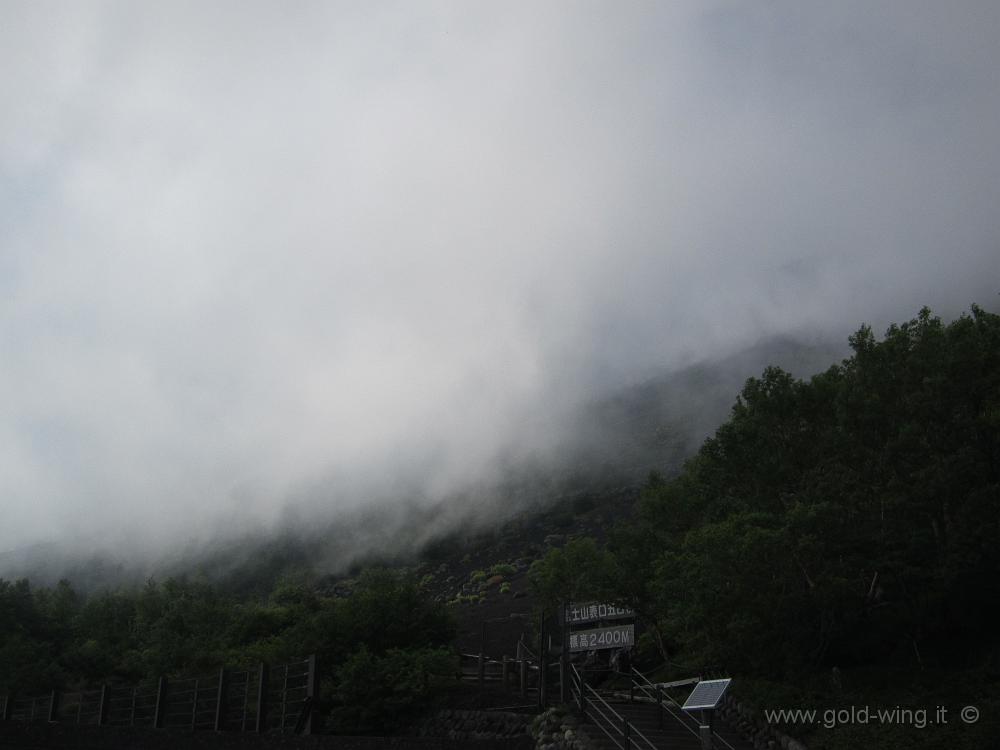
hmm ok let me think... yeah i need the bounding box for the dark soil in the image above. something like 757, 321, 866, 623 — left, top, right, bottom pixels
415, 486, 640, 657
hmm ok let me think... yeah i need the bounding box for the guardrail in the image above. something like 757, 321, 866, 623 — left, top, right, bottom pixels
629, 667, 738, 750
0, 655, 316, 735
570, 664, 658, 750
458, 637, 545, 706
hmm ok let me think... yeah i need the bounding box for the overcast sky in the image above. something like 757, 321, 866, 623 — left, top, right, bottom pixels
2, 1, 998, 560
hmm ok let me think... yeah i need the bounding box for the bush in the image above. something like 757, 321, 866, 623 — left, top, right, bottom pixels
329, 645, 458, 734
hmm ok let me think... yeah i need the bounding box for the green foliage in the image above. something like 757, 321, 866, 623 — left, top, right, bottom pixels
627, 305, 1000, 677
499, 582, 512, 594
0, 566, 455, 734
329, 645, 458, 734
469, 569, 487, 583
528, 537, 615, 607
489, 563, 516, 577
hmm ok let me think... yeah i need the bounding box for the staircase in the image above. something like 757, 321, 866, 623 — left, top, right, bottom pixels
570, 666, 754, 750
579, 697, 753, 750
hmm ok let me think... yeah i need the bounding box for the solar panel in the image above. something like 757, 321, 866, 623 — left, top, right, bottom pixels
682, 679, 732, 711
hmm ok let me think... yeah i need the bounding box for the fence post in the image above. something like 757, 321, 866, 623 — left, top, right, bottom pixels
559, 605, 567, 705
255, 662, 269, 733
153, 676, 167, 729
47, 690, 59, 722
215, 667, 229, 732
517, 642, 527, 698
537, 609, 546, 709
657, 685, 663, 729
97, 685, 108, 726
214, 668, 228, 732
303, 654, 317, 735
2, 692, 12, 721
478, 622, 486, 705
190, 678, 200, 729
501, 655, 509, 693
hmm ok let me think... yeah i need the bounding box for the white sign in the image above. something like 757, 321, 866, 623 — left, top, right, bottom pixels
565, 602, 634, 625
568, 624, 635, 652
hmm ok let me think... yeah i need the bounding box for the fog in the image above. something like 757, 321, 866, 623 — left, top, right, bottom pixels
1, 2, 998, 571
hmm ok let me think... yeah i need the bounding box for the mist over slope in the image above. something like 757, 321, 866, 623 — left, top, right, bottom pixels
0, 332, 845, 587
2, 3, 999, 579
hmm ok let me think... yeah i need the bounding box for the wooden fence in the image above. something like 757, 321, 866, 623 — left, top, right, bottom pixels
0, 655, 316, 735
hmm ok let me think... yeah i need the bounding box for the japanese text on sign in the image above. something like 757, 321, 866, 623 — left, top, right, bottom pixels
568, 624, 634, 652
565, 602, 634, 625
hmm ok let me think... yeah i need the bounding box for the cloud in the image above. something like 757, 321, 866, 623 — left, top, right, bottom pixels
1, 1, 998, 561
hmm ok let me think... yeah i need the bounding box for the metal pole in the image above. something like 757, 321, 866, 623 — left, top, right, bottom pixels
47, 690, 59, 723
191, 678, 199, 729
559, 604, 567, 704
519, 652, 527, 698
700, 709, 714, 750
153, 677, 167, 729
214, 667, 228, 732
97, 686, 108, 726
241, 672, 250, 731
280, 665, 289, 731
303, 654, 317, 735
255, 663, 269, 733
699, 724, 713, 750
478, 621, 486, 704
538, 609, 546, 709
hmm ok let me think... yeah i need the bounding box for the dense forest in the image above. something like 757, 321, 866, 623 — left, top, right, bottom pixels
531, 304, 1000, 748
3, 304, 999, 747
0, 569, 456, 733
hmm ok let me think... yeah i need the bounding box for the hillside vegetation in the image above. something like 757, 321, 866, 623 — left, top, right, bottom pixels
531, 304, 1000, 749
2, 304, 998, 746
0, 569, 456, 734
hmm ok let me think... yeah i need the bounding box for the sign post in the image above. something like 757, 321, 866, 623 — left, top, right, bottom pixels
559, 605, 567, 704
563, 600, 636, 703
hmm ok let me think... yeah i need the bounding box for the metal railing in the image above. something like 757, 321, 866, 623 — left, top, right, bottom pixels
570, 665, 657, 750
630, 667, 738, 750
